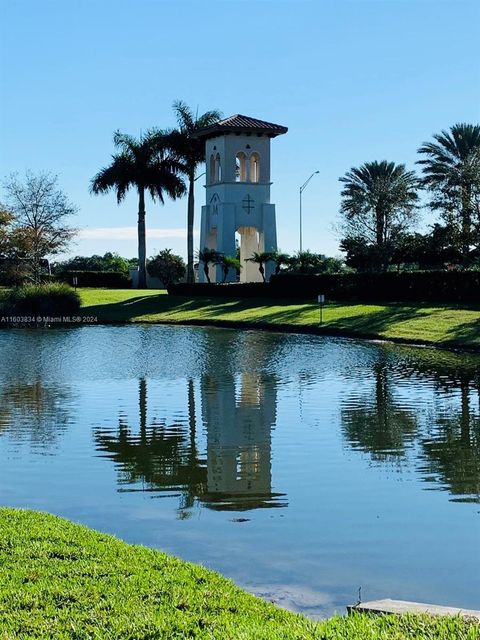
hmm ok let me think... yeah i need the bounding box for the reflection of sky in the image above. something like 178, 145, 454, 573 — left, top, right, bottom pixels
0, 326, 479, 618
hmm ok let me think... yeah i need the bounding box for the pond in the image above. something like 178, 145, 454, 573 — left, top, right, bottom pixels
0, 325, 479, 618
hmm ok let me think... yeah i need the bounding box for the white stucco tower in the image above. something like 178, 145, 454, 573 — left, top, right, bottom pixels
195, 115, 287, 283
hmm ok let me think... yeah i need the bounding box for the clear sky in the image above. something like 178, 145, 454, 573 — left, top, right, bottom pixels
1, 0, 479, 261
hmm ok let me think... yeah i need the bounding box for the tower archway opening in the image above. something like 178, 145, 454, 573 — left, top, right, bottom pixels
214, 153, 222, 183
250, 153, 260, 183
235, 152, 247, 182
209, 154, 215, 184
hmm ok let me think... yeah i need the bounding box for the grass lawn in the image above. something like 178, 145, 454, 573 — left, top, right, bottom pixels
78, 289, 480, 350
0, 509, 478, 640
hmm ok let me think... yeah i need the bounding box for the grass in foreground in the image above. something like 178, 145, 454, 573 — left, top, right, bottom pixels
77, 289, 480, 350
0, 509, 478, 639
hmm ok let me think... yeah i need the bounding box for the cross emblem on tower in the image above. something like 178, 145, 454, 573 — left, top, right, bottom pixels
242, 195, 255, 214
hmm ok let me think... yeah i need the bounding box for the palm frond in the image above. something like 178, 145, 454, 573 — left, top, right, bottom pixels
172, 100, 195, 132
90, 153, 135, 203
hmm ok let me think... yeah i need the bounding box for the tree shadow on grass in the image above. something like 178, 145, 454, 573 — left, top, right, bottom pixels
80, 294, 480, 348
443, 317, 480, 347
80, 295, 302, 323
260, 303, 432, 334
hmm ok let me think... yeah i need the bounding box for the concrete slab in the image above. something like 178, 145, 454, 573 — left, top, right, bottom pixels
348, 599, 480, 621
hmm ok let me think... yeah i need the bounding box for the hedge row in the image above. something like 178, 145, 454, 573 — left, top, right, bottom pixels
170, 271, 480, 304
56, 270, 131, 288
1, 284, 81, 317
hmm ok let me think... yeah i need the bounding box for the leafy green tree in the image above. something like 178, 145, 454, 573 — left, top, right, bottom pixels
216, 254, 241, 283
0, 208, 14, 256
339, 236, 382, 272
246, 251, 273, 282
391, 226, 461, 270
166, 101, 222, 284
147, 249, 186, 287
198, 247, 220, 284
91, 131, 186, 288
2, 172, 77, 283
56, 252, 134, 274
417, 123, 480, 265
339, 160, 420, 271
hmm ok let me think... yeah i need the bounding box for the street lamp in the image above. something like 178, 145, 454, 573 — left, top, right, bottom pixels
299, 171, 319, 252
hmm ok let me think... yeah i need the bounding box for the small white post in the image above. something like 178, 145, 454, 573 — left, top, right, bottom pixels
318, 294, 325, 325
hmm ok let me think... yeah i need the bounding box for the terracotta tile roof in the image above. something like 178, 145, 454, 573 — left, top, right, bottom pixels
193, 114, 288, 139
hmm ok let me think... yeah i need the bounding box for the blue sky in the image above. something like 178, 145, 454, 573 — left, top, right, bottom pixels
1, 0, 479, 260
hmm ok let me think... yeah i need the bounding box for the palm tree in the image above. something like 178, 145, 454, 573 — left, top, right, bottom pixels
339, 160, 419, 271
247, 251, 274, 282
167, 101, 222, 284
217, 254, 241, 283
417, 123, 480, 265
91, 130, 186, 288
270, 251, 290, 276
198, 247, 220, 284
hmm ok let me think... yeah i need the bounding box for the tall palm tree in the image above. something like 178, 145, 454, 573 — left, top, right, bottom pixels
417, 123, 480, 265
91, 130, 186, 288
167, 101, 222, 284
339, 160, 419, 271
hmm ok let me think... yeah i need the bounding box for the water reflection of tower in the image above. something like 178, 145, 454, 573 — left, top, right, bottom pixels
201, 371, 286, 510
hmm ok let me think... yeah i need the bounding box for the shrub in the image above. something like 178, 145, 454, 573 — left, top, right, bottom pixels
0, 260, 31, 286
270, 271, 480, 303
147, 250, 186, 287
170, 271, 480, 304
57, 270, 131, 288
3, 283, 81, 317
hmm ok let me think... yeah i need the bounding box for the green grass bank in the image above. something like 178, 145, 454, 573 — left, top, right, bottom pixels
0, 508, 478, 640
77, 289, 480, 350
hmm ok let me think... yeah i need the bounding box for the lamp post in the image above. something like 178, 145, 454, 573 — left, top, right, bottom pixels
299, 171, 319, 252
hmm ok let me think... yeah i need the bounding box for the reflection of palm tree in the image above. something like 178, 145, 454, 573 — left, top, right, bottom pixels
420, 381, 480, 501
95, 331, 288, 513
0, 382, 72, 448
342, 344, 480, 502
341, 361, 417, 461
94, 378, 207, 511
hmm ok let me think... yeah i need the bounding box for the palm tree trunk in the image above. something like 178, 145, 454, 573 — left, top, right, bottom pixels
375, 206, 387, 271
204, 263, 211, 284
138, 187, 147, 288
187, 170, 195, 283
461, 186, 471, 267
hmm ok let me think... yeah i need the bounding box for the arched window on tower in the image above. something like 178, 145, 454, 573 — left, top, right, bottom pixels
250, 153, 260, 183
214, 153, 222, 183
235, 152, 247, 182
209, 154, 215, 184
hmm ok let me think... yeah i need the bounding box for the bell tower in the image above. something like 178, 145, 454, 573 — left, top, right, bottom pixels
195, 114, 287, 283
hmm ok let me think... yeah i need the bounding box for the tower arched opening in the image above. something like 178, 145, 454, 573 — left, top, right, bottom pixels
250, 152, 260, 183
235, 152, 247, 182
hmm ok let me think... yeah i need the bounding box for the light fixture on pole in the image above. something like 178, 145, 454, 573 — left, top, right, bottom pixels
299, 171, 319, 252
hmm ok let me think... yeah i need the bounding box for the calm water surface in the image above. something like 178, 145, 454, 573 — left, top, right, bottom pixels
0, 325, 479, 618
